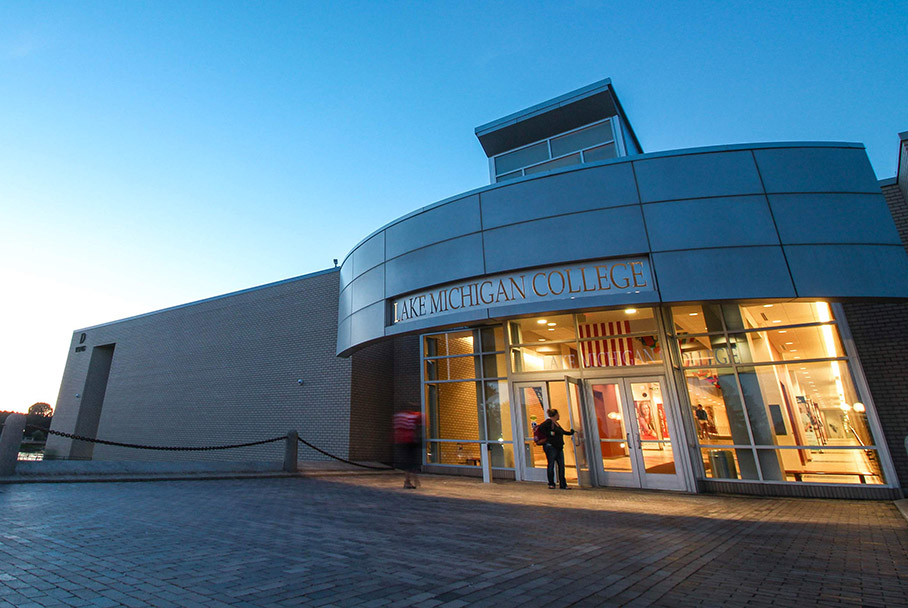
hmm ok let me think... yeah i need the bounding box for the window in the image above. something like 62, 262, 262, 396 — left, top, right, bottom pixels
671, 302, 886, 485
491, 118, 620, 182
423, 327, 513, 468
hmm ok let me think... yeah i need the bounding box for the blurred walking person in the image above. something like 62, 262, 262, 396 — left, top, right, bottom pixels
393, 407, 423, 489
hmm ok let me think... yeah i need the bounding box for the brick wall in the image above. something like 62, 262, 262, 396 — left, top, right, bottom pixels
843, 182, 908, 488
47, 269, 352, 462
348, 340, 393, 462
347, 334, 421, 463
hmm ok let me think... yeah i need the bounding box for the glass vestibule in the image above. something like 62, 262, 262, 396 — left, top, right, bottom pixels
670, 301, 888, 486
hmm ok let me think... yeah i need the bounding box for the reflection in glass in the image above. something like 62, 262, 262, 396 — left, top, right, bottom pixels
578, 309, 661, 368
524, 153, 581, 175
511, 344, 580, 372
582, 142, 617, 162
495, 141, 549, 175
550, 121, 613, 158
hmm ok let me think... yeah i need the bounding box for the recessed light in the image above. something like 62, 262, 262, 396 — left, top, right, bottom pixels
538, 338, 546, 342
778, 330, 787, 334
547, 328, 555, 332
547, 322, 556, 326
772, 320, 782, 324
794, 356, 801, 359
537, 319, 547, 325
689, 313, 699, 316
763, 304, 774, 308
785, 342, 794, 345
625, 308, 637, 314
790, 349, 797, 352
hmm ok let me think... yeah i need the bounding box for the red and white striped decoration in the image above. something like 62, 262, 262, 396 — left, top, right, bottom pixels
579, 321, 635, 367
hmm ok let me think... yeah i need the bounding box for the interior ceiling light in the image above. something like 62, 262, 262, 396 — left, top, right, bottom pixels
785, 342, 794, 345
778, 330, 787, 334
794, 356, 801, 359
538, 338, 546, 342
537, 319, 547, 325
689, 312, 699, 316
547, 322, 556, 326
547, 328, 555, 332
625, 308, 637, 314
763, 304, 774, 308
772, 320, 782, 324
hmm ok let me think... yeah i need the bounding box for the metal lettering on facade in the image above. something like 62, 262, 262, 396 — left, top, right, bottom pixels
391, 257, 653, 325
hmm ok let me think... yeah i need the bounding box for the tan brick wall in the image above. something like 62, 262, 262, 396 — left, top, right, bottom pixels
48, 270, 352, 462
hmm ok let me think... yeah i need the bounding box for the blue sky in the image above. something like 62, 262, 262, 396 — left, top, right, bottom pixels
1, 1, 906, 412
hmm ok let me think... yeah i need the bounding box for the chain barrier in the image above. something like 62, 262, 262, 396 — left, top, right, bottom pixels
22, 424, 396, 471
25, 425, 284, 451
296, 436, 394, 471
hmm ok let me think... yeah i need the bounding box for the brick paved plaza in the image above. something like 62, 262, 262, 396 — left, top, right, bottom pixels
1, 474, 906, 607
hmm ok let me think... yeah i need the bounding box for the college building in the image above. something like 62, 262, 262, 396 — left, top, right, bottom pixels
49, 79, 908, 499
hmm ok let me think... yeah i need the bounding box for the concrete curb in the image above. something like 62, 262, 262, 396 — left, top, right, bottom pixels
0, 469, 397, 485
895, 499, 908, 524
1, 461, 397, 485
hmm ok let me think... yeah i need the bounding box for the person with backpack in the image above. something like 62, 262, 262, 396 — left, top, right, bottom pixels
534, 408, 575, 489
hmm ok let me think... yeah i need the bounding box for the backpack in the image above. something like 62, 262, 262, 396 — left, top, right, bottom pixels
533, 422, 547, 446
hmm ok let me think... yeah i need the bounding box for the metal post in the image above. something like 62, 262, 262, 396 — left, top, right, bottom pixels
0, 413, 26, 477
284, 430, 299, 472
480, 443, 492, 484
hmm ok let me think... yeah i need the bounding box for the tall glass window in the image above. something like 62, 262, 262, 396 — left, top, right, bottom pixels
669, 302, 886, 486
423, 327, 512, 469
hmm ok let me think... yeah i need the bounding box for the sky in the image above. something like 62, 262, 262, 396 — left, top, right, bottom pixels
1, 1, 906, 413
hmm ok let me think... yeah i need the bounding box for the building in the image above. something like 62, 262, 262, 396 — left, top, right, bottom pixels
50, 80, 908, 499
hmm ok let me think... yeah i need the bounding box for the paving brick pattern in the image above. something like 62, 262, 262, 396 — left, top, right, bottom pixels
1, 475, 906, 607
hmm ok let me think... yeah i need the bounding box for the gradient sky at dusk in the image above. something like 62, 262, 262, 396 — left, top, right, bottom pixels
1, 1, 906, 412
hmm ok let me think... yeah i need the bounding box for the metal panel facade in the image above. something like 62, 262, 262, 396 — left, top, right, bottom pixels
337, 143, 908, 356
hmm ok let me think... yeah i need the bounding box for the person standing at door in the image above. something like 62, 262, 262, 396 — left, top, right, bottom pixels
536, 408, 575, 489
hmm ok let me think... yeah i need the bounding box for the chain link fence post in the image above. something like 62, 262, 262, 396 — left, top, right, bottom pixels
284, 430, 299, 472
0, 413, 26, 476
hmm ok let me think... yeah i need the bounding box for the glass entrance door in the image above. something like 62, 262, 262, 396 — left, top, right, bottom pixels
515, 381, 587, 485
587, 377, 685, 490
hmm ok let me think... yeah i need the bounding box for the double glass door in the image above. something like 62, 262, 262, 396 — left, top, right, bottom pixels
587, 377, 684, 490
515, 376, 685, 491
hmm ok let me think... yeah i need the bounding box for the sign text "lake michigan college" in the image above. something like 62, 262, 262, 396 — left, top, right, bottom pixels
391, 258, 653, 325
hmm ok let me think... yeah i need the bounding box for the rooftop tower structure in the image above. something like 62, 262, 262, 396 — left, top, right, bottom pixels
474, 78, 642, 184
